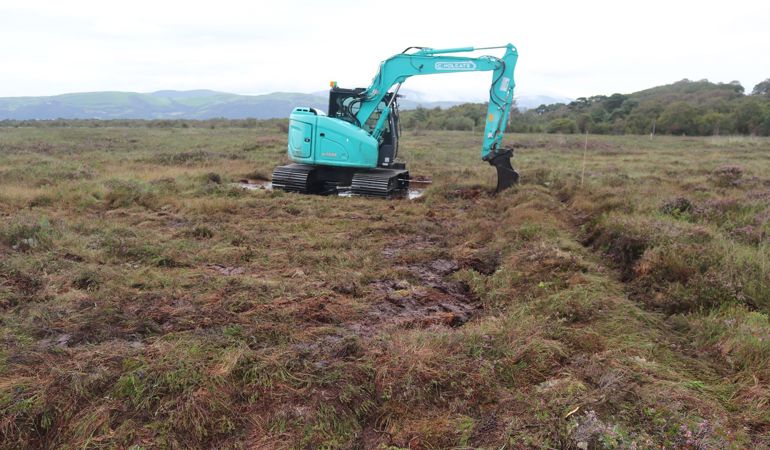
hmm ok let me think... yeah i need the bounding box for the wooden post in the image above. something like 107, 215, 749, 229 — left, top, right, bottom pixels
581, 130, 588, 187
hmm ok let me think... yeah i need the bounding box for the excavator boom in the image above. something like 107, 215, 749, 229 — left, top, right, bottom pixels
357, 45, 518, 161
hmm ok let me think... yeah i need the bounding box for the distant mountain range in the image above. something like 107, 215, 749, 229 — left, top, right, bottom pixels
0, 89, 569, 120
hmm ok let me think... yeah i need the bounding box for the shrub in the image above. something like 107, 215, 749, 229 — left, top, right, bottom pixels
546, 118, 577, 134
711, 165, 744, 187
631, 244, 733, 313
72, 270, 101, 291
206, 172, 222, 184
103, 180, 156, 209
190, 226, 214, 239
693, 306, 770, 376
0, 217, 55, 251
444, 116, 475, 131
660, 197, 693, 217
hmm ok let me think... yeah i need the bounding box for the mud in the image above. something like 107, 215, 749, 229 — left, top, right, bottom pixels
350, 252, 479, 337
233, 180, 426, 199
444, 186, 488, 200
409, 175, 433, 187
381, 235, 439, 259
234, 179, 272, 190
206, 264, 246, 276
461, 249, 501, 275
336, 187, 425, 200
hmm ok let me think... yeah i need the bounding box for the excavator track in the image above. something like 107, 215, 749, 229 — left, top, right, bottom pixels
350, 169, 409, 197
272, 164, 409, 198
271, 164, 321, 194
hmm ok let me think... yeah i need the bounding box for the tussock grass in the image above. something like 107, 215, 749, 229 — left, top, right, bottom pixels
0, 125, 768, 448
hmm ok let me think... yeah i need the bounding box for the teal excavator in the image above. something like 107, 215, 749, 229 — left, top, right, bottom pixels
272, 44, 519, 197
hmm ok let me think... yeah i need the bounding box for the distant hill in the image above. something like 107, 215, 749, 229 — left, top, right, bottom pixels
400, 78, 770, 136
0, 90, 478, 120
515, 94, 572, 110
528, 78, 765, 135
0, 90, 329, 120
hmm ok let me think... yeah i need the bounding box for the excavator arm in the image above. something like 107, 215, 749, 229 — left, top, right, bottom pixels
356, 45, 518, 158
353, 44, 520, 190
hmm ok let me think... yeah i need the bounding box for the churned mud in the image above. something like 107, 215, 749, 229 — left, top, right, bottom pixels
348, 239, 479, 337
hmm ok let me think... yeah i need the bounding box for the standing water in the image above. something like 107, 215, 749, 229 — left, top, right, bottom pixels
233, 178, 428, 199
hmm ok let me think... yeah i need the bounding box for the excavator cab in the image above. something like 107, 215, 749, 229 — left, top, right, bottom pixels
370, 95, 399, 169
276, 86, 409, 196
328, 86, 400, 168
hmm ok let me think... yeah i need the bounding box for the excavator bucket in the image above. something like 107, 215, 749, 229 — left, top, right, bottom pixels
488, 149, 519, 192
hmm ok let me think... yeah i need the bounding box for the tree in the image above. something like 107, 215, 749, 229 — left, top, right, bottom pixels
728, 80, 745, 94
603, 93, 627, 112
760, 116, 770, 136
444, 116, 474, 131
568, 97, 590, 111
697, 112, 727, 135
752, 79, 770, 97
546, 118, 577, 134
658, 102, 698, 135
575, 113, 593, 133
734, 98, 767, 134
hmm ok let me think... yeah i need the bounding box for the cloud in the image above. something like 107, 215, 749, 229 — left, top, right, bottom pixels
0, 0, 768, 99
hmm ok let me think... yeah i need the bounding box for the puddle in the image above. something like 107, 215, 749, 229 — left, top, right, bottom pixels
233, 179, 426, 199
233, 179, 272, 190
407, 189, 424, 200
407, 175, 431, 199
337, 188, 425, 199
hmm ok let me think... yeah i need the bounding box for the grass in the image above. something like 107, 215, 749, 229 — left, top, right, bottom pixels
0, 124, 769, 448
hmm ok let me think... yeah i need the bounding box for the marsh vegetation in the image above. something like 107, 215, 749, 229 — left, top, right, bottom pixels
0, 124, 768, 448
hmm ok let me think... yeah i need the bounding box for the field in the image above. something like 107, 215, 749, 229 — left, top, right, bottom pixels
0, 124, 769, 449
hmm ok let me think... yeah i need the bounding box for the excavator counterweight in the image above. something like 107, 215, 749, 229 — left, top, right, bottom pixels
272, 44, 520, 196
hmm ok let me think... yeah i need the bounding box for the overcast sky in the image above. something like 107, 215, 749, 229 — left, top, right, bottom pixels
0, 0, 768, 101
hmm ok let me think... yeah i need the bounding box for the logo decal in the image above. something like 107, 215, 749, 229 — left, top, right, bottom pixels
434, 61, 477, 71
500, 77, 511, 92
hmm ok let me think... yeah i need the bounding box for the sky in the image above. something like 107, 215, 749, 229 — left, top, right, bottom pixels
0, 0, 768, 101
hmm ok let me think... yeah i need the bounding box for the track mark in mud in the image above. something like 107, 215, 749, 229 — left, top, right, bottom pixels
350, 239, 480, 337
206, 263, 245, 276
380, 235, 438, 259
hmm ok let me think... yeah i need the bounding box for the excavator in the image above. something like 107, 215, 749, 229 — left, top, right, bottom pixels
272, 44, 519, 197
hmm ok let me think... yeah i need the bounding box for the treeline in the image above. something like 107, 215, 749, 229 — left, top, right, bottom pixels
401, 103, 489, 132
400, 78, 770, 136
